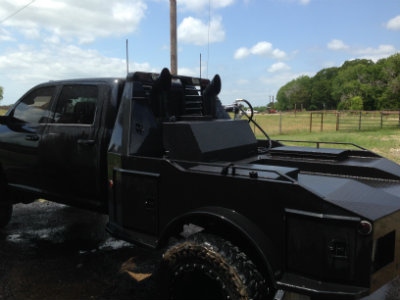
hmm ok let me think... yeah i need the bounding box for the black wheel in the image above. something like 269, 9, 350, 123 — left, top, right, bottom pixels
0, 203, 12, 228
159, 233, 273, 300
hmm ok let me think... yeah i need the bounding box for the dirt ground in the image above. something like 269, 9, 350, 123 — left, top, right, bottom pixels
0, 201, 160, 300
0, 201, 399, 300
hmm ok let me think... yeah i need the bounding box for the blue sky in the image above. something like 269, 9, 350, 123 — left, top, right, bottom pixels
0, 0, 399, 106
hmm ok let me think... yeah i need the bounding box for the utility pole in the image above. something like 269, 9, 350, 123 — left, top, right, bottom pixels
170, 0, 177, 75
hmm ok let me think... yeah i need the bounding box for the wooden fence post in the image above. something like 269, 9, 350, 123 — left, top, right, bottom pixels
279, 112, 282, 134
359, 111, 362, 130
320, 113, 324, 132
310, 113, 313, 132
380, 112, 383, 129
336, 112, 340, 131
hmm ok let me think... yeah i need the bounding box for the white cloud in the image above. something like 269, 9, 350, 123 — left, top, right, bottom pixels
251, 41, 273, 56
234, 41, 287, 60
268, 62, 291, 72
234, 47, 251, 59
0, 44, 153, 82
354, 44, 395, 56
0, 43, 154, 104
178, 67, 204, 77
281, 0, 310, 5
354, 45, 397, 61
327, 39, 397, 62
178, 16, 225, 46
386, 15, 400, 31
260, 71, 315, 88
236, 79, 250, 85
177, 0, 234, 12
327, 39, 349, 50
220, 70, 314, 107
272, 49, 287, 59
0, 0, 147, 44
0, 28, 14, 41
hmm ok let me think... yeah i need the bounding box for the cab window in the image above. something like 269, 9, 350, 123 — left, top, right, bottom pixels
12, 86, 55, 124
54, 85, 98, 124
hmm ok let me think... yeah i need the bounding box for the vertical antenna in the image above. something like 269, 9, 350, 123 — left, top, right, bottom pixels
126, 39, 129, 74
170, 0, 178, 75
200, 53, 202, 80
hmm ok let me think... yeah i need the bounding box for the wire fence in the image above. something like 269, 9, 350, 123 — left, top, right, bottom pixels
252, 111, 400, 136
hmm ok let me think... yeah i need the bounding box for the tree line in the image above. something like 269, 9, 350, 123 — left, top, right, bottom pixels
276, 53, 400, 111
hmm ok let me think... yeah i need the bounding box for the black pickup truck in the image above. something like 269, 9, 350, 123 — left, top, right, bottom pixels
1, 68, 400, 300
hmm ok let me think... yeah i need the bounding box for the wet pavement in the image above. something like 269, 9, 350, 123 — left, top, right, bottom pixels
0, 201, 399, 300
0, 201, 160, 300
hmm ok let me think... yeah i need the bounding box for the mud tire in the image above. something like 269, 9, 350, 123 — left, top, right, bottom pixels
0, 203, 12, 228
159, 233, 273, 300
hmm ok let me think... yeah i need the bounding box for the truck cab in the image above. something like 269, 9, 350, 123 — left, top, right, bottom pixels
0, 78, 123, 211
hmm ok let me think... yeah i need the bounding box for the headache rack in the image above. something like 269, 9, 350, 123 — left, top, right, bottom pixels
131, 69, 220, 120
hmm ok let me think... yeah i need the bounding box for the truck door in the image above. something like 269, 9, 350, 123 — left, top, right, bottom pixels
0, 86, 56, 191
40, 84, 103, 206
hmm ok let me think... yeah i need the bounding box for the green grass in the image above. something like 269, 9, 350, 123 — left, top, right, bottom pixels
0, 109, 6, 116
251, 112, 400, 136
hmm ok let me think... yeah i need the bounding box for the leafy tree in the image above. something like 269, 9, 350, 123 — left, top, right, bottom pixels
276, 82, 292, 110
378, 76, 400, 109
377, 53, 400, 109
338, 96, 364, 111
0, 86, 3, 102
310, 67, 338, 110
276, 54, 400, 111
331, 61, 376, 109
276, 76, 311, 110
350, 96, 364, 110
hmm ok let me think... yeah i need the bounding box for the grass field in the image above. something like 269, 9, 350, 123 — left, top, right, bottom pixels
0, 109, 6, 116
251, 111, 400, 135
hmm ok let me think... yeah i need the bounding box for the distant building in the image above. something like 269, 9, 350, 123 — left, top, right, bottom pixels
246, 109, 258, 114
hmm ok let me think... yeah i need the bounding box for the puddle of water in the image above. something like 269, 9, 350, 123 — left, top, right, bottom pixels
99, 238, 132, 250
25, 227, 65, 239
6, 233, 23, 242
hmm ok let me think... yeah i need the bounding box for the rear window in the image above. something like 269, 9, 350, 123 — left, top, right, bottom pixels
54, 85, 98, 124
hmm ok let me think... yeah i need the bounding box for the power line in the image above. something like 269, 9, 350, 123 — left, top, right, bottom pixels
0, 0, 37, 24
207, 0, 211, 79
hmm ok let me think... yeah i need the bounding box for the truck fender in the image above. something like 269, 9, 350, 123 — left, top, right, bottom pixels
158, 206, 279, 289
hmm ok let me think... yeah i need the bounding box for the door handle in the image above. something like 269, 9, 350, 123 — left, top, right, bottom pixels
77, 139, 95, 146
144, 198, 155, 209
25, 134, 39, 141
